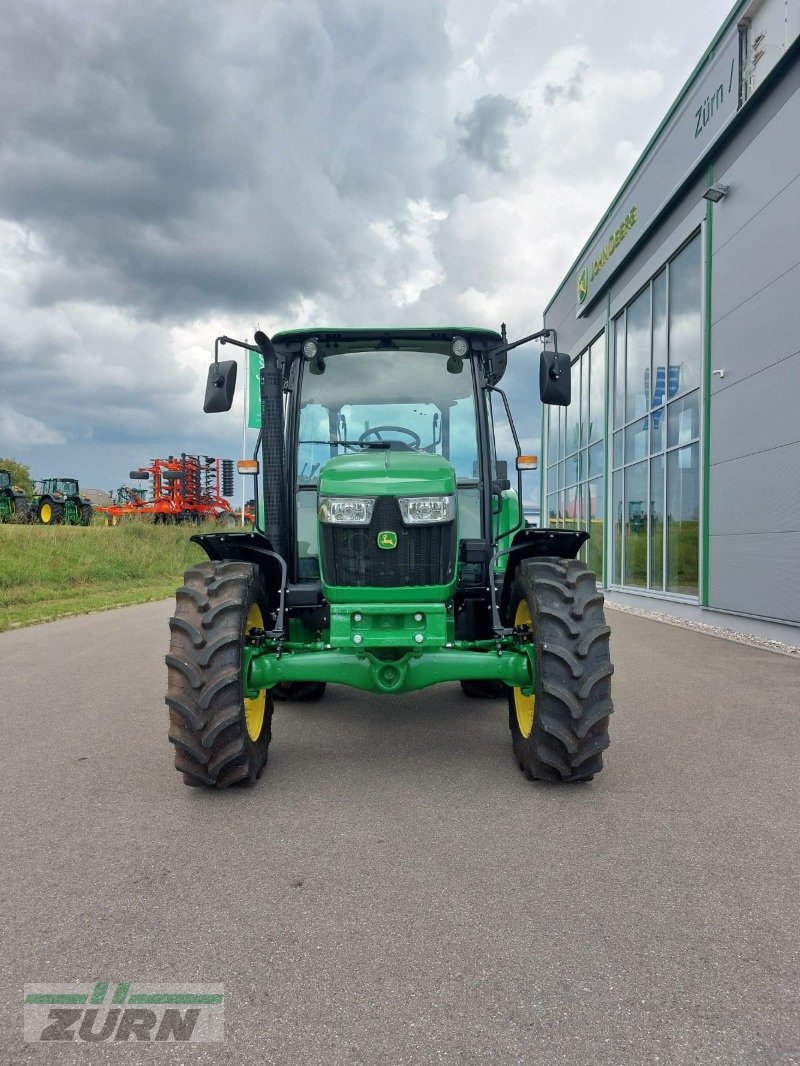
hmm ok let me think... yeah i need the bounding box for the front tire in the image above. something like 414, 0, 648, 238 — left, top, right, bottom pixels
508, 557, 613, 783
165, 561, 273, 788
39, 499, 64, 525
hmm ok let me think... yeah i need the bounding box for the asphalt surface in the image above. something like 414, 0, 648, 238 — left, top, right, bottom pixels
1, 601, 799, 1065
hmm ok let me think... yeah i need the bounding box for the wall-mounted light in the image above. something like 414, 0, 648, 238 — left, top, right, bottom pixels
702, 182, 729, 203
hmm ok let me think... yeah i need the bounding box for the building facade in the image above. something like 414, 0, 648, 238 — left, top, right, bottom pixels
542, 0, 800, 629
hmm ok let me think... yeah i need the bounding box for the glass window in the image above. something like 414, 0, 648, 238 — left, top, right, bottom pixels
650, 405, 664, 454
667, 444, 700, 594
610, 231, 702, 598
588, 441, 604, 478
613, 431, 623, 469
565, 365, 580, 457
547, 493, 558, 528
649, 454, 664, 590
667, 390, 700, 449
548, 406, 560, 465
612, 471, 623, 584
625, 418, 647, 463
564, 485, 578, 531
669, 238, 702, 397
457, 486, 481, 539
613, 315, 625, 428
580, 356, 589, 447
624, 461, 648, 588
625, 288, 650, 421
551, 332, 606, 578
587, 477, 604, 579
588, 337, 605, 444
296, 489, 320, 578
651, 269, 668, 409
297, 347, 479, 481
547, 464, 558, 494
565, 453, 579, 486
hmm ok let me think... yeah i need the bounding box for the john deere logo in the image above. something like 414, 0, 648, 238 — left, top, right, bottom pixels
377, 531, 397, 550
577, 268, 589, 304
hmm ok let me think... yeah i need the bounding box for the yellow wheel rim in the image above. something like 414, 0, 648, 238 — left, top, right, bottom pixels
243, 602, 266, 741
513, 598, 535, 738
41, 502, 52, 523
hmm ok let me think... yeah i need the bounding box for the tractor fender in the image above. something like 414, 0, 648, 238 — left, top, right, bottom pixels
190, 530, 285, 615
498, 528, 589, 624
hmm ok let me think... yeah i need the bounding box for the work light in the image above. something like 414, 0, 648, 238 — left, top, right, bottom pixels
318, 497, 376, 525
398, 495, 455, 525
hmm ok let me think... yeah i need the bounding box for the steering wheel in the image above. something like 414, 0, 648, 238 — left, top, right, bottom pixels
358, 425, 421, 449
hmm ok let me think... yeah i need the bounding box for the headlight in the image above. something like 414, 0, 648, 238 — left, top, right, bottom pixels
398, 495, 455, 525
318, 496, 376, 525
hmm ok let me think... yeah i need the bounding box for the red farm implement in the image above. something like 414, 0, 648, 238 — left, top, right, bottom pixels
97, 454, 242, 524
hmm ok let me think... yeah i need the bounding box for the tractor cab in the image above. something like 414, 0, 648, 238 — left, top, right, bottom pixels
43, 478, 80, 497
287, 330, 505, 586
30, 477, 92, 525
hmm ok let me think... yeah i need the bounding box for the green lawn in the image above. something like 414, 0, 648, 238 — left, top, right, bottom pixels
0, 523, 210, 631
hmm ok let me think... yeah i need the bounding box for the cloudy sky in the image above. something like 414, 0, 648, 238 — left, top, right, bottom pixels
0, 0, 731, 502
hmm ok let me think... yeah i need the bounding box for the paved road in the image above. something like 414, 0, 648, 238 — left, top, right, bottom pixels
1, 601, 799, 1065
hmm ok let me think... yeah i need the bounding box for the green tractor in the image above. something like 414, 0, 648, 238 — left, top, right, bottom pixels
0, 469, 28, 522
30, 478, 93, 525
166, 327, 613, 789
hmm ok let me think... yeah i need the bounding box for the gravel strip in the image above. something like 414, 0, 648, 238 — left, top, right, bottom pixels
605, 600, 800, 657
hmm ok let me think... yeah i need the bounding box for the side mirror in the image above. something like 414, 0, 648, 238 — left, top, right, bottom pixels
539, 351, 572, 406
203, 360, 237, 413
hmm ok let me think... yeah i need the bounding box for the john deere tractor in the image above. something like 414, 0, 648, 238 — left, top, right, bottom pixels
0, 469, 28, 522
165, 327, 613, 789
30, 478, 93, 525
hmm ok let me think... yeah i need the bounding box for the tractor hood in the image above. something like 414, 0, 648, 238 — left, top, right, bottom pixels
318, 450, 456, 498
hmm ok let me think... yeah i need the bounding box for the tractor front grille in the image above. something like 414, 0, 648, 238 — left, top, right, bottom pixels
320, 496, 456, 588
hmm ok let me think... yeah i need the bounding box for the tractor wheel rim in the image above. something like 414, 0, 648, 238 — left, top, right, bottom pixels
513, 598, 535, 739
243, 602, 266, 741
41, 502, 52, 523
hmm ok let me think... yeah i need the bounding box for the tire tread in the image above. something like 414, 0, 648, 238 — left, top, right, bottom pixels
508, 556, 613, 783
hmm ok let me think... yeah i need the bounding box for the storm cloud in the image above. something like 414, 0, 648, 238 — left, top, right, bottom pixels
0, 0, 731, 492
543, 61, 588, 106
456, 94, 530, 172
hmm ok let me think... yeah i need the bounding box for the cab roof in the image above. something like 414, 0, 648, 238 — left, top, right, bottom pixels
270, 326, 507, 382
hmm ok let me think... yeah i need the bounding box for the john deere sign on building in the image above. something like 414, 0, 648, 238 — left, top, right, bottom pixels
577, 206, 637, 304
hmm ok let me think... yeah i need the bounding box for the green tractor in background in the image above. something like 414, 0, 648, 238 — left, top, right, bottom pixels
29, 478, 93, 525
166, 326, 613, 789
0, 469, 29, 522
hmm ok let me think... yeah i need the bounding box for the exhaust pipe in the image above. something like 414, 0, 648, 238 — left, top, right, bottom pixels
253, 331, 288, 560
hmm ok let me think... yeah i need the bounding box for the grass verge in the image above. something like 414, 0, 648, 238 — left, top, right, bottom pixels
0, 523, 211, 631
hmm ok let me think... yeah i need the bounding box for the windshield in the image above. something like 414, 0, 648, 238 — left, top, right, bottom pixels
296, 349, 478, 483
55, 479, 78, 495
